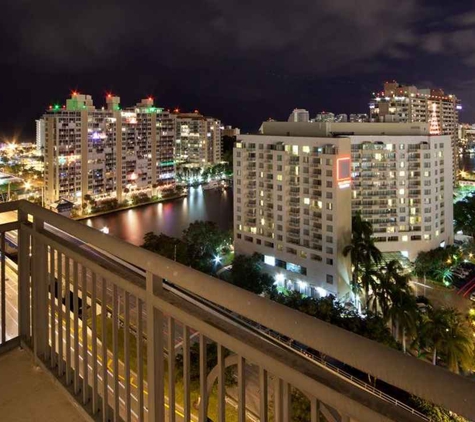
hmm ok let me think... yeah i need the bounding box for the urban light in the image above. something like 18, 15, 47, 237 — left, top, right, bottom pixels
213, 255, 221, 265
24, 181, 31, 191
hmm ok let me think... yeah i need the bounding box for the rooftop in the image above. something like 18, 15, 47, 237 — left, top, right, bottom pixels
257, 121, 432, 137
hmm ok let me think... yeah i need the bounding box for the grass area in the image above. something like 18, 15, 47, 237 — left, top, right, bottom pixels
221, 251, 234, 267
89, 314, 240, 421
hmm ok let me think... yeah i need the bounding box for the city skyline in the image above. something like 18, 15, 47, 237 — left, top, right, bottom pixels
4, 1, 475, 141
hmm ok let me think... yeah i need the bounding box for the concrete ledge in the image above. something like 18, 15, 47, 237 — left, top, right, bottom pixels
0, 344, 91, 422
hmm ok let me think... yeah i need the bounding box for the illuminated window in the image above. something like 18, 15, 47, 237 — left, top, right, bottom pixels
399, 188, 405, 195
292, 145, 299, 155
264, 255, 276, 266
399, 171, 405, 177
302, 146, 310, 153
277, 175, 283, 181
303, 198, 310, 205
402, 235, 408, 242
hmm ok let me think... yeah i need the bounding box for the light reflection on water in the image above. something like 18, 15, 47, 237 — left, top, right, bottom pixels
82, 187, 234, 246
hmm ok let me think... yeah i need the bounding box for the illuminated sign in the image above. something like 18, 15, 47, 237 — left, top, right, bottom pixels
337, 156, 351, 182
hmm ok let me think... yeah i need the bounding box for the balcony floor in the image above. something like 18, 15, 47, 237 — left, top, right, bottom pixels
0, 347, 89, 422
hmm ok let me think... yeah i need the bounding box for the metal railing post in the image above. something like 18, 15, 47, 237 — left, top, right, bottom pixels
18, 209, 30, 341
146, 271, 165, 422
32, 217, 48, 361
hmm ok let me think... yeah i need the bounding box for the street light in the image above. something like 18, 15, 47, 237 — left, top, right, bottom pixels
213, 255, 221, 265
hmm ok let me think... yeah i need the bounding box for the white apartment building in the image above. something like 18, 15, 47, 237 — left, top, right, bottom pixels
234, 135, 353, 299
43, 93, 175, 206
369, 81, 460, 178
174, 112, 222, 165
234, 121, 454, 297
35, 119, 45, 153
288, 109, 310, 123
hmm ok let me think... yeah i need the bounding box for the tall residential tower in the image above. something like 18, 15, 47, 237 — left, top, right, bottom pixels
42, 93, 175, 206
369, 81, 461, 179
234, 121, 453, 297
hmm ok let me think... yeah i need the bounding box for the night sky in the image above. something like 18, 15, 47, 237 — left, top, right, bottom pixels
2, 0, 475, 141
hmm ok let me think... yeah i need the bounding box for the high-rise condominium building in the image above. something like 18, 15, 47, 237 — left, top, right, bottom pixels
42, 93, 175, 206
35, 119, 45, 153
369, 80, 461, 178
174, 112, 222, 165
288, 108, 310, 123
234, 133, 353, 299
234, 121, 453, 297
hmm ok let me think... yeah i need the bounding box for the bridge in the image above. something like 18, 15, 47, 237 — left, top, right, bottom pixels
0, 200, 474, 421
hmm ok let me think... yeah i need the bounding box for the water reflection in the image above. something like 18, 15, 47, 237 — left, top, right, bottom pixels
83, 187, 234, 246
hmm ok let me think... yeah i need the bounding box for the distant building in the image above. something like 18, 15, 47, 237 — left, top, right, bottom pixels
335, 114, 348, 123
288, 109, 310, 123
349, 114, 369, 122
315, 112, 335, 122
42, 93, 175, 206
369, 80, 460, 179
459, 123, 475, 152
234, 121, 453, 296
174, 112, 222, 165
35, 119, 45, 153
222, 126, 240, 138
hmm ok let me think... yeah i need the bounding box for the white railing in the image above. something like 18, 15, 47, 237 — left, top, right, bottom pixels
0, 200, 474, 422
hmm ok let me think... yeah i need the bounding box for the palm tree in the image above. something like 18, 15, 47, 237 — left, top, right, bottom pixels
440, 309, 474, 374
391, 290, 418, 352
343, 235, 368, 295
370, 259, 418, 351
371, 260, 409, 320
343, 212, 383, 307
420, 307, 454, 366
433, 267, 454, 287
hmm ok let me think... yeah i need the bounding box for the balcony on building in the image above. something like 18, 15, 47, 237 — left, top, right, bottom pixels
0, 200, 474, 421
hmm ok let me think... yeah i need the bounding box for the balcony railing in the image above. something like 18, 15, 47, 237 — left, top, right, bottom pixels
0, 200, 474, 421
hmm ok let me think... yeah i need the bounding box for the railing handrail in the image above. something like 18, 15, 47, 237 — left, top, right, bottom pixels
13, 200, 475, 419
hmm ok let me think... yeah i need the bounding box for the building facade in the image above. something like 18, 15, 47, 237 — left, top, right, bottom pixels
233, 135, 352, 298
351, 134, 453, 259
42, 93, 175, 206
234, 121, 454, 297
174, 112, 222, 165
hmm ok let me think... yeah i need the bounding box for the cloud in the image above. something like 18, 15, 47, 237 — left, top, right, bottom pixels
420, 27, 475, 67
0, 0, 421, 75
